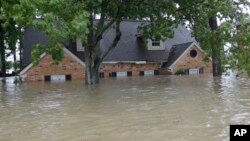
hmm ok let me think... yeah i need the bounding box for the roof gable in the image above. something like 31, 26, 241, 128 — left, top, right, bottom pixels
20, 48, 85, 76
166, 42, 194, 67
166, 42, 205, 68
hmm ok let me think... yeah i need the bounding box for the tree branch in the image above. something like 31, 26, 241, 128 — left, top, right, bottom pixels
94, 19, 115, 47
99, 21, 121, 62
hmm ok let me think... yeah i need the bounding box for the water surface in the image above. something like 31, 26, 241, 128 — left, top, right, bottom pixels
1, 75, 250, 141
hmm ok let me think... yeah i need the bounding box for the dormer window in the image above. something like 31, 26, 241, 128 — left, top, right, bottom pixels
147, 39, 164, 50
152, 40, 161, 47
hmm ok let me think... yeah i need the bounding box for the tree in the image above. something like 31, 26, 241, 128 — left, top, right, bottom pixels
176, 0, 226, 76
176, 0, 250, 76
5, 19, 22, 74
0, 1, 6, 78
0, 0, 23, 77
11, 0, 179, 84
229, 14, 250, 76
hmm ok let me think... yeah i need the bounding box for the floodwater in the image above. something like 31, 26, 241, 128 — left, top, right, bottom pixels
0, 74, 250, 141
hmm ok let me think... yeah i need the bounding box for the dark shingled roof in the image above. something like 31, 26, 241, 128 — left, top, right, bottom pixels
101, 21, 169, 62
166, 42, 194, 67
22, 20, 196, 68
22, 28, 48, 67
101, 21, 196, 62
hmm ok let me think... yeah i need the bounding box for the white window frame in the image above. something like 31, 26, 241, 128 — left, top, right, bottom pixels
152, 40, 161, 47
144, 70, 154, 76
147, 39, 164, 50
189, 69, 199, 75
51, 75, 66, 82
117, 71, 127, 77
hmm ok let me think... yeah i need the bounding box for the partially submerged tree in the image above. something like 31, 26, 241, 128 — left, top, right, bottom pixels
0, 0, 6, 78
229, 14, 250, 76
0, 0, 23, 78
176, 0, 250, 77
175, 0, 241, 76
83, 0, 178, 84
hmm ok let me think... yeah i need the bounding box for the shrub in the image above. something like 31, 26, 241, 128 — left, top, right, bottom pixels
175, 69, 186, 75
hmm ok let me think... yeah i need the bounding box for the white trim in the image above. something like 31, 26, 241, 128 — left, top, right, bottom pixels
19, 53, 46, 76
147, 39, 164, 50
102, 61, 147, 64
189, 68, 200, 75
117, 71, 127, 77
19, 48, 85, 77
168, 42, 206, 70
51, 75, 66, 82
63, 48, 85, 66
135, 61, 147, 64
144, 70, 154, 76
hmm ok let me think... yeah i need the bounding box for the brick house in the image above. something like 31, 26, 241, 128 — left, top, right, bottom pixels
20, 20, 212, 82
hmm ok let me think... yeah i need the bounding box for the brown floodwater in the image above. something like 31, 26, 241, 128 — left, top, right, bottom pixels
0, 74, 250, 141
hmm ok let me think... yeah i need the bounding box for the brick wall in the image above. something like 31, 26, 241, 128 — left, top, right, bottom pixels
24, 53, 85, 82
23, 45, 212, 82
23, 52, 161, 81
171, 45, 212, 74
99, 63, 161, 77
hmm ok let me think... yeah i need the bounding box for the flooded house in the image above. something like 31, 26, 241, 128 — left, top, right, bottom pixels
20, 20, 212, 82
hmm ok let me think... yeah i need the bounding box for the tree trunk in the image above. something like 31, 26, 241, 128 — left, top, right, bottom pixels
84, 46, 101, 85
211, 47, 222, 76
85, 60, 100, 85
0, 1, 6, 79
0, 39, 5, 77
19, 28, 23, 69
0, 23, 6, 78
84, 1, 121, 85
13, 50, 17, 75
209, 16, 222, 76
84, 2, 102, 85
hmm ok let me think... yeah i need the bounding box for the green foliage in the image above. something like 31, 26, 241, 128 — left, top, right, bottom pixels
175, 69, 186, 75
5, 61, 12, 70
31, 44, 44, 66
176, 0, 250, 75
6, 0, 89, 64
31, 43, 64, 66
227, 20, 250, 76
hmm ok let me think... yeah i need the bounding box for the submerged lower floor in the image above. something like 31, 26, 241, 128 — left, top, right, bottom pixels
20, 51, 212, 82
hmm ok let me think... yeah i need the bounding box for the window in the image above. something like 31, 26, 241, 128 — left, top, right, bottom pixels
190, 49, 197, 58
51, 75, 66, 81
189, 69, 199, 75
44, 75, 51, 81
117, 72, 127, 77
147, 39, 164, 50
66, 75, 72, 81
152, 40, 161, 47
127, 71, 132, 77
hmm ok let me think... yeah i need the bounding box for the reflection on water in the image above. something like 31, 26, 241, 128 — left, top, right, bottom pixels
0, 75, 250, 141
